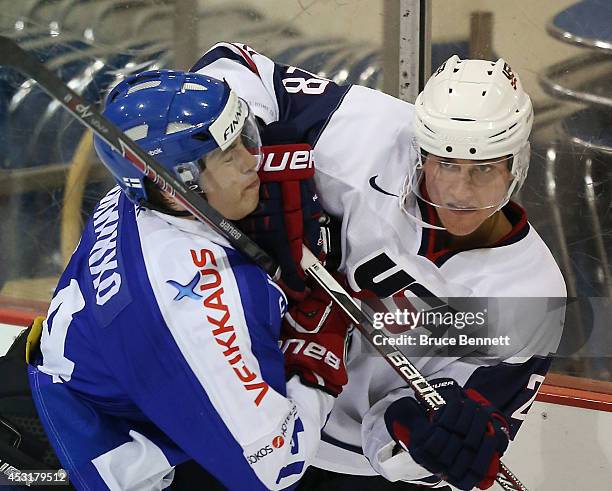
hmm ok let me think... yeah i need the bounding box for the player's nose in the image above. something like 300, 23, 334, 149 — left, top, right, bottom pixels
449, 169, 476, 195
237, 145, 257, 173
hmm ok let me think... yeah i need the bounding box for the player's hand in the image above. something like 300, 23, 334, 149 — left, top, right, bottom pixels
279, 283, 352, 397
384, 379, 510, 490
238, 144, 332, 302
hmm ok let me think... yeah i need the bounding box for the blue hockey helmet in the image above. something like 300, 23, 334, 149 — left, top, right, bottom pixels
94, 69, 262, 204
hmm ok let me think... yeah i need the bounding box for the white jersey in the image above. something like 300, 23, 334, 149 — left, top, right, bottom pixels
194, 42, 567, 486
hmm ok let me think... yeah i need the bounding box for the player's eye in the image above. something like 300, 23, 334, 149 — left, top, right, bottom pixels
222, 142, 239, 163
476, 164, 493, 173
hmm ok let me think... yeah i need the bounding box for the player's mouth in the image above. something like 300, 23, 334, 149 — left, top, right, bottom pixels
444, 204, 479, 215
245, 177, 260, 190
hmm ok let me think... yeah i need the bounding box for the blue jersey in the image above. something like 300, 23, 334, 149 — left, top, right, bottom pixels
28, 187, 333, 490
193, 42, 566, 486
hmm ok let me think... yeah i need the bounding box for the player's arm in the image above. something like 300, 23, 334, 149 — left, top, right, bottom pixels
195, 45, 353, 299
361, 355, 554, 489
192, 42, 358, 220
362, 253, 567, 488
191, 42, 349, 141
99, 235, 346, 490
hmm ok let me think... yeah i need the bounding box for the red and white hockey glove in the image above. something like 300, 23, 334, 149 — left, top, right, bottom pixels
279, 284, 352, 397
238, 144, 333, 302
384, 379, 510, 490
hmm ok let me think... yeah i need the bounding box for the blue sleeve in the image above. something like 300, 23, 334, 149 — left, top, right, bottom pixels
463, 356, 551, 438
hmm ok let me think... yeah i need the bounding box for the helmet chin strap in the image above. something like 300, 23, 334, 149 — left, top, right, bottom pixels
398, 175, 446, 230
401, 201, 446, 230
142, 181, 207, 217
142, 200, 193, 217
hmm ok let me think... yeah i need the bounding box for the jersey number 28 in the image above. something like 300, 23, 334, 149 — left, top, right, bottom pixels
282, 66, 330, 95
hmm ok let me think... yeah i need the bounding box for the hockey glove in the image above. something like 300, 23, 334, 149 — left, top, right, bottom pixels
279, 284, 352, 397
384, 378, 510, 490
238, 144, 332, 301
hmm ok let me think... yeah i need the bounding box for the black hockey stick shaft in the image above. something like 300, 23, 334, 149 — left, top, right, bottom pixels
0, 35, 279, 280
301, 249, 527, 491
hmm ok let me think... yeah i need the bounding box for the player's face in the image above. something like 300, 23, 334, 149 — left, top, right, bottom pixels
423, 154, 513, 236
200, 137, 260, 220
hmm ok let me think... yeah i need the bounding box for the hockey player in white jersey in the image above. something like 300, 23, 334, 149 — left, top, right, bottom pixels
26, 70, 352, 491
192, 44, 567, 490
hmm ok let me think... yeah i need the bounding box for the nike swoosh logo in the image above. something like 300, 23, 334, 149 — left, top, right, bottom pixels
369, 175, 398, 197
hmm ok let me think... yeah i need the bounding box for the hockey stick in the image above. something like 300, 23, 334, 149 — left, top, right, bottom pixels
0, 35, 526, 491
300, 249, 527, 491
0, 35, 279, 280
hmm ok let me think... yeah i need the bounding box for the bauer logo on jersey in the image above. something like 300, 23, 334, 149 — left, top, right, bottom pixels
209, 90, 246, 151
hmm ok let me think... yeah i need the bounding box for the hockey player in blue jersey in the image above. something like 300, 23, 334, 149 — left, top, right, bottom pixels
191, 43, 567, 490
26, 70, 352, 491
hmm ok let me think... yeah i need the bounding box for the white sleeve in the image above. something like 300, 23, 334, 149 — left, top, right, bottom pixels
194, 42, 280, 124
136, 211, 334, 490
244, 377, 334, 490
311, 85, 417, 219
361, 389, 444, 487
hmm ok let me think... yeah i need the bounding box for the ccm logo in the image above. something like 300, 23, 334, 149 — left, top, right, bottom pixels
280, 339, 340, 369
262, 149, 314, 171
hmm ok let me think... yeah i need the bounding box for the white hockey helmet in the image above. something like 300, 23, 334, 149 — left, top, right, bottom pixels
400, 55, 534, 227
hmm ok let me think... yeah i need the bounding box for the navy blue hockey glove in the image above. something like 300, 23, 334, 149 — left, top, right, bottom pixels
384, 379, 510, 490
239, 144, 332, 301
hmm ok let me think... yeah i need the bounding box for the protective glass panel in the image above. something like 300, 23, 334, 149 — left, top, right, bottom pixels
0, 0, 384, 306
0, 2, 609, 489
0, 0, 609, 406
426, 0, 612, 390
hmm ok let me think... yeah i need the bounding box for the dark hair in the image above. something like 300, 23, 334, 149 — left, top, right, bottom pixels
143, 179, 173, 211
